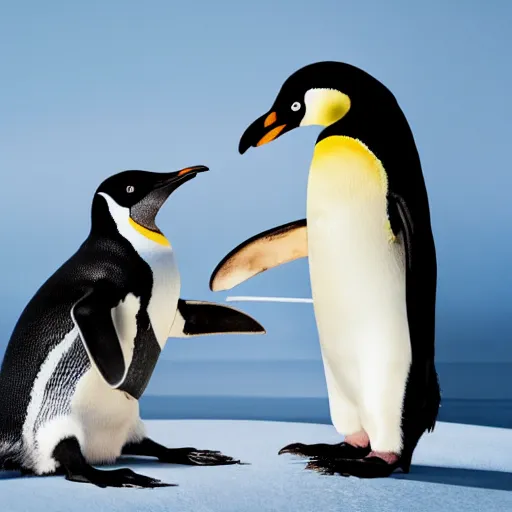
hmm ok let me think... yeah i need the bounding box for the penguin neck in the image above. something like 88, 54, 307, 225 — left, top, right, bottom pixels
313, 98, 427, 210
90, 195, 171, 249
316, 101, 375, 145
90, 196, 123, 240
315, 97, 413, 164
127, 218, 170, 247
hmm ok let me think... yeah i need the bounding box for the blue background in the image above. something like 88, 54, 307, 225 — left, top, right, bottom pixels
1, 0, 511, 424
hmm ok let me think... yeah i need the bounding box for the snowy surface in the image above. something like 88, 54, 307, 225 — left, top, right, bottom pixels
1, 420, 512, 512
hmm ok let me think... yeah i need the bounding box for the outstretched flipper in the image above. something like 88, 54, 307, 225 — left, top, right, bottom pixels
169, 299, 266, 337
122, 437, 241, 466
209, 219, 307, 291
53, 437, 173, 489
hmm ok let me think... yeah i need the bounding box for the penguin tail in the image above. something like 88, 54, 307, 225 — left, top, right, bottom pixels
425, 369, 441, 433
0, 440, 23, 471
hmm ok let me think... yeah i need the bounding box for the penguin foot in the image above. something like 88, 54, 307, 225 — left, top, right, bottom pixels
53, 437, 174, 488
66, 466, 174, 489
278, 441, 370, 459
122, 438, 241, 466
305, 454, 408, 479
158, 447, 241, 466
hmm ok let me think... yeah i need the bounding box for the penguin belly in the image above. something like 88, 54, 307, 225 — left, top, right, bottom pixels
70, 367, 144, 465
307, 136, 412, 454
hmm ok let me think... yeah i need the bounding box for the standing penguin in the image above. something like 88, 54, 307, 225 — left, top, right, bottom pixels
0, 166, 265, 488
210, 62, 440, 478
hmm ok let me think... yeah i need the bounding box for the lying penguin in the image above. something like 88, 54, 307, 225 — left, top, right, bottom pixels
210, 62, 440, 478
0, 165, 265, 488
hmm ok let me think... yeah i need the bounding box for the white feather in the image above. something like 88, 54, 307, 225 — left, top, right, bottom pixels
33, 416, 85, 474
111, 293, 141, 373
70, 368, 141, 465
22, 327, 80, 473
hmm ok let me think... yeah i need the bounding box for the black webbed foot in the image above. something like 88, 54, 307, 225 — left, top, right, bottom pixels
66, 466, 174, 488
306, 455, 408, 479
278, 441, 370, 459
122, 437, 241, 466
159, 447, 241, 466
53, 437, 174, 489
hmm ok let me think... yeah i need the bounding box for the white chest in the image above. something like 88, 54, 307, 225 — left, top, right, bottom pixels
306, 136, 410, 364
137, 242, 180, 347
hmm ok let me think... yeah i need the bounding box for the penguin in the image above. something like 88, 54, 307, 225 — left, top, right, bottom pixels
210, 62, 441, 478
0, 166, 266, 488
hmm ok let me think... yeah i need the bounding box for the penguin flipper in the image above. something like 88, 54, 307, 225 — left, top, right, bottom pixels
168, 299, 266, 337
72, 286, 126, 387
209, 219, 307, 291
389, 192, 440, 431
389, 193, 413, 270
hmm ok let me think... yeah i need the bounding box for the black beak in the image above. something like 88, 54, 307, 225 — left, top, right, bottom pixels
154, 165, 209, 189
130, 166, 209, 233
238, 111, 288, 154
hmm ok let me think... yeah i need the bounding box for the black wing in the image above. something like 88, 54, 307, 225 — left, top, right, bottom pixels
72, 283, 126, 388
389, 192, 440, 432
169, 299, 266, 337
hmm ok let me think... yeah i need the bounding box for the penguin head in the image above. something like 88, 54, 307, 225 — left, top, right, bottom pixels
95, 166, 208, 234
239, 61, 393, 153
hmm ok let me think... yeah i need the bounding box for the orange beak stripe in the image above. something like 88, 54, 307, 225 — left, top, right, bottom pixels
256, 125, 286, 147
264, 111, 277, 128
178, 167, 199, 176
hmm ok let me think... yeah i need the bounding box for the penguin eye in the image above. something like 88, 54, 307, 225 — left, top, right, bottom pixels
126, 186, 135, 193
291, 101, 301, 112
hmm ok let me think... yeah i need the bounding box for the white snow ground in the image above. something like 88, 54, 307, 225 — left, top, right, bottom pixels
1, 420, 511, 512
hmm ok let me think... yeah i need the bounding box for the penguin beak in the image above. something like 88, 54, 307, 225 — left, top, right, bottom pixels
239, 111, 288, 154
129, 166, 209, 232
154, 165, 209, 190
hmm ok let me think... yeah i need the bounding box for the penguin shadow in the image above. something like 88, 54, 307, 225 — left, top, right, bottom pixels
0, 470, 27, 480
392, 465, 512, 492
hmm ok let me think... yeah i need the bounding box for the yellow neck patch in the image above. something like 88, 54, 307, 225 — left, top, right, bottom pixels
128, 217, 170, 246
311, 135, 396, 243
301, 89, 351, 127
313, 135, 388, 192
